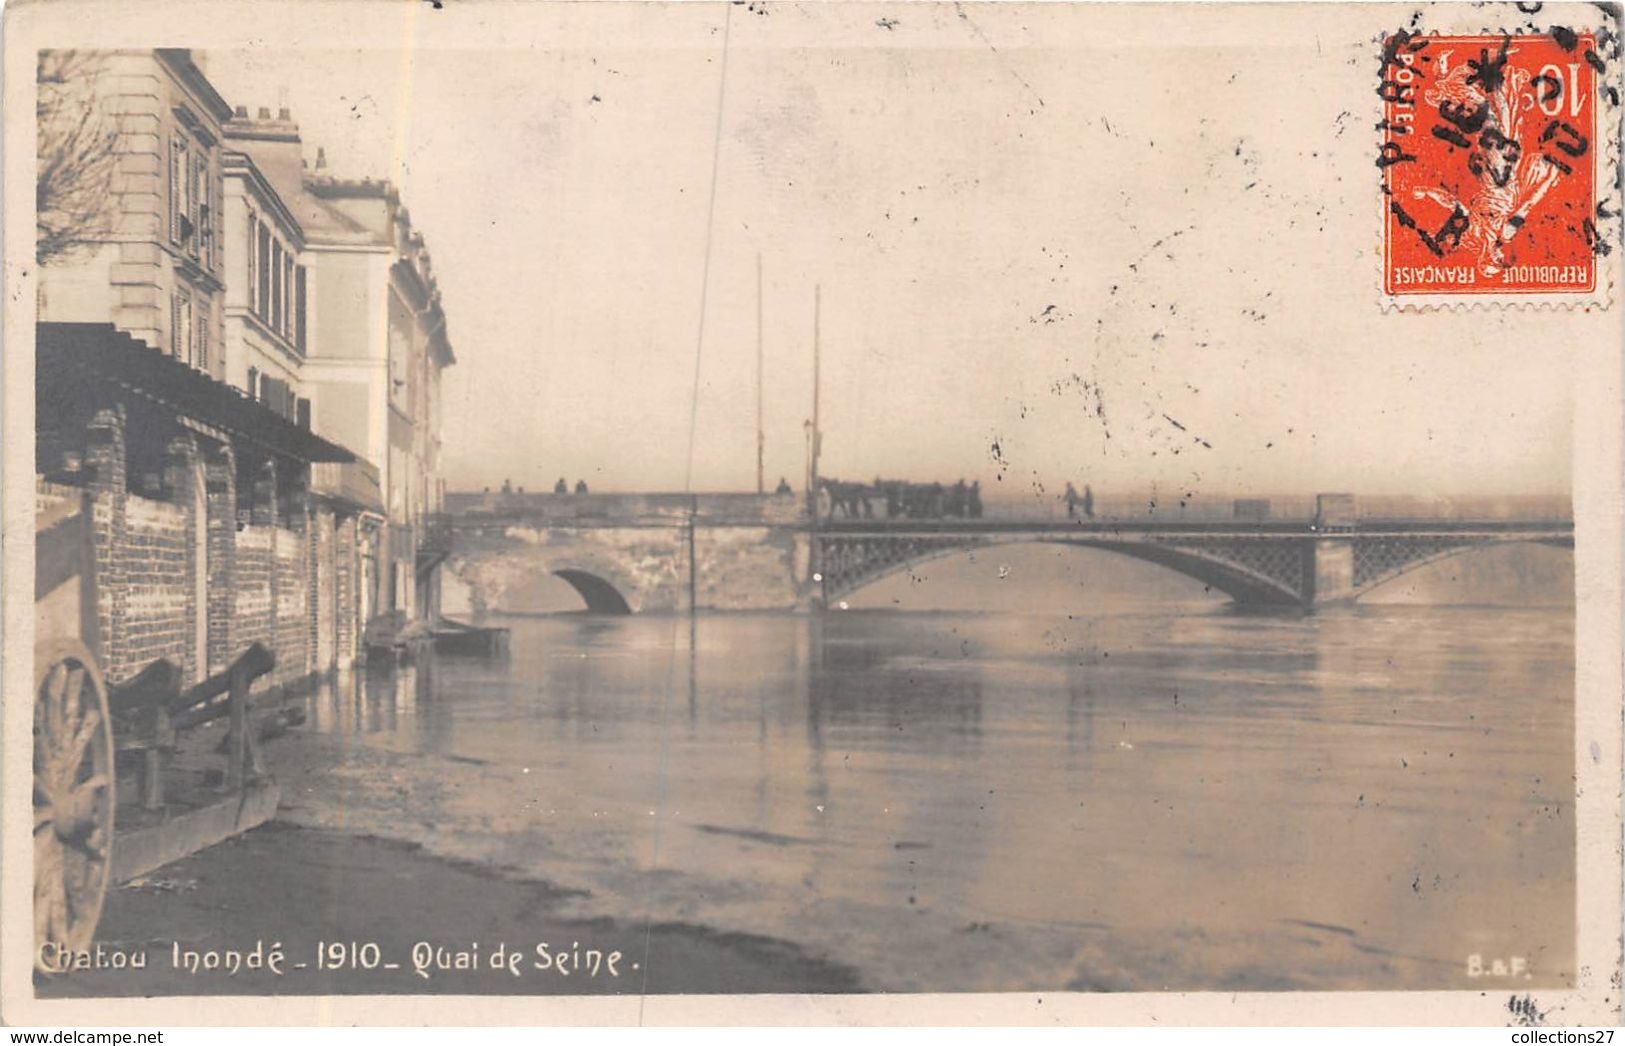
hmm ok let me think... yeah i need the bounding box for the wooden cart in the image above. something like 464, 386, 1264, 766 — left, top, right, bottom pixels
34, 485, 281, 970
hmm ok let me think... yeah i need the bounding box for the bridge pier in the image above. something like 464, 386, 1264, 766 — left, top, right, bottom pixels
1307, 538, 1355, 607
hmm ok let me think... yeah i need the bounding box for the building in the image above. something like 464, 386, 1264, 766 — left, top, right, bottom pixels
225, 109, 456, 630
220, 130, 388, 666
34, 50, 398, 685
38, 49, 229, 376
221, 141, 309, 423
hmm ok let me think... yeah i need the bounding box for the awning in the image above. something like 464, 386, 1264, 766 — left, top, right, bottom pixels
38, 323, 356, 464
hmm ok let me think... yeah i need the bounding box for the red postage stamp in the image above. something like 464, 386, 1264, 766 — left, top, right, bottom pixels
1380, 30, 1604, 302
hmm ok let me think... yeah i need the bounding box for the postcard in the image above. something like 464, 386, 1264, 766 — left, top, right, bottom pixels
3, 0, 1621, 1027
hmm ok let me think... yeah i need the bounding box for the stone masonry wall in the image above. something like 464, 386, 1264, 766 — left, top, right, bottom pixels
449, 522, 807, 615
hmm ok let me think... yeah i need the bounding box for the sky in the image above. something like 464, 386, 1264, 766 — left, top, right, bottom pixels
205, 3, 1579, 501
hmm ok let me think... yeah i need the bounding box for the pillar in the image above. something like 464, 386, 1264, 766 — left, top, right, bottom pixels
84, 407, 128, 677
1310, 492, 1358, 607
334, 514, 360, 665
162, 432, 202, 685
1310, 539, 1355, 606
286, 470, 312, 678
202, 441, 237, 674
250, 459, 278, 527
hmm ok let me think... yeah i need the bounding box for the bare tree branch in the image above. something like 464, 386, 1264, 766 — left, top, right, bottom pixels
37, 51, 119, 266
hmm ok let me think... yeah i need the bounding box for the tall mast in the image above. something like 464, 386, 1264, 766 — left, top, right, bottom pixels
756, 253, 765, 494
811, 283, 821, 493
806, 283, 823, 597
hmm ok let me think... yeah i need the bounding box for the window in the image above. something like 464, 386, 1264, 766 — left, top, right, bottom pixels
295, 266, 307, 353
171, 290, 192, 364
169, 137, 189, 244
259, 376, 295, 421
283, 254, 295, 338
189, 151, 206, 261
246, 366, 258, 400
257, 224, 271, 319
296, 397, 311, 430
195, 302, 209, 369
247, 214, 258, 311
271, 241, 284, 331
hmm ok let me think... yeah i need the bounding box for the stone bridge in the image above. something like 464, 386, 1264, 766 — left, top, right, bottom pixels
439, 492, 1573, 615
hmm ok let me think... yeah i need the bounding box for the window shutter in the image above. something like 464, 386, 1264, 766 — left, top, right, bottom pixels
198, 156, 211, 266
247, 366, 258, 400
172, 293, 192, 365
283, 254, 295, 338
195, 302, 209, 369
295, 266, 308, 353
190, 154, 201, 259
169, 139, 184, 243
247, 215, 257, 311
257, 225, 271, 318
271, 241, 283, 330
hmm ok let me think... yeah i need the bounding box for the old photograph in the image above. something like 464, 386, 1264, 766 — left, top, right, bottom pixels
4, 0, 1622, 1026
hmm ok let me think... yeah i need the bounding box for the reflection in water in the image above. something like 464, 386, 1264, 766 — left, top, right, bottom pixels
293, 603, 1574, 993
808, 626, 985, 754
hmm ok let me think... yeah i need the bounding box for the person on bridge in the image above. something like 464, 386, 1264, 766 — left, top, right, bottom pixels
1065, 482, 1080, 518
575, 479, 590, 494
1082, 484, 1095, 520
968, 480, 983, 519
554, 477, 568, 494
775, 477, 793, 495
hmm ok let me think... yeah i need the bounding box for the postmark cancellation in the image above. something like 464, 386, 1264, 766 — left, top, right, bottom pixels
1379, 25, 1616, 308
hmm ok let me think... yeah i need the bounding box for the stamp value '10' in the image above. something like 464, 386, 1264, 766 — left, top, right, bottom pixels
1380, 31, 1602, 302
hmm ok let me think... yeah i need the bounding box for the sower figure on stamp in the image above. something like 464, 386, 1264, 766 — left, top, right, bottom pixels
1410, 47, 1566, 276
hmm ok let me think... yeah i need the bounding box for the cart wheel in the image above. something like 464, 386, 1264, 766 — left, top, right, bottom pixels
33, 638, 114, 972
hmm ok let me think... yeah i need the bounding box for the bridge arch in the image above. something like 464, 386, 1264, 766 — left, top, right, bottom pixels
1350, 535, 1574, 599
820, 535, 1307, 608
819, 532, 1576, 609
445, 546, 647, 616
552, 569, 634, 614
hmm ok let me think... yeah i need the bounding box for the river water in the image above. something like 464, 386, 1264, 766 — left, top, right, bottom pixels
294, 586, 1574, 993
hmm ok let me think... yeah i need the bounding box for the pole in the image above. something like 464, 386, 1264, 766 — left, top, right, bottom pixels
808, 284, 823, 601
756, 253, 765, 495
687, 494, 699, 617
812, 283, 821, 491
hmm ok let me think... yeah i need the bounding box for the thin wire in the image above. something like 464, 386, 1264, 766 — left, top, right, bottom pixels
681, 8, 734, 495
638, 2, 732, 1019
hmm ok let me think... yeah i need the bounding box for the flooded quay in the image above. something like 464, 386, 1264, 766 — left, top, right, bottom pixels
50, 546, 1575, 997
263, 545, 1575, 994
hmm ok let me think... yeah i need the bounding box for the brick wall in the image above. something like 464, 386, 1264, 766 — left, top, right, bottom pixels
118, 495, 192, 676
274, 524, 309, 680
311, 508, 336, 671
86, 410, 129, 677
234, 525, 275, 653
204, 444, 236, 674
62, 407, 367, 689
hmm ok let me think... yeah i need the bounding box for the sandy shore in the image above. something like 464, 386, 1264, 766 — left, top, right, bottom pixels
41, 822, 860, 997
